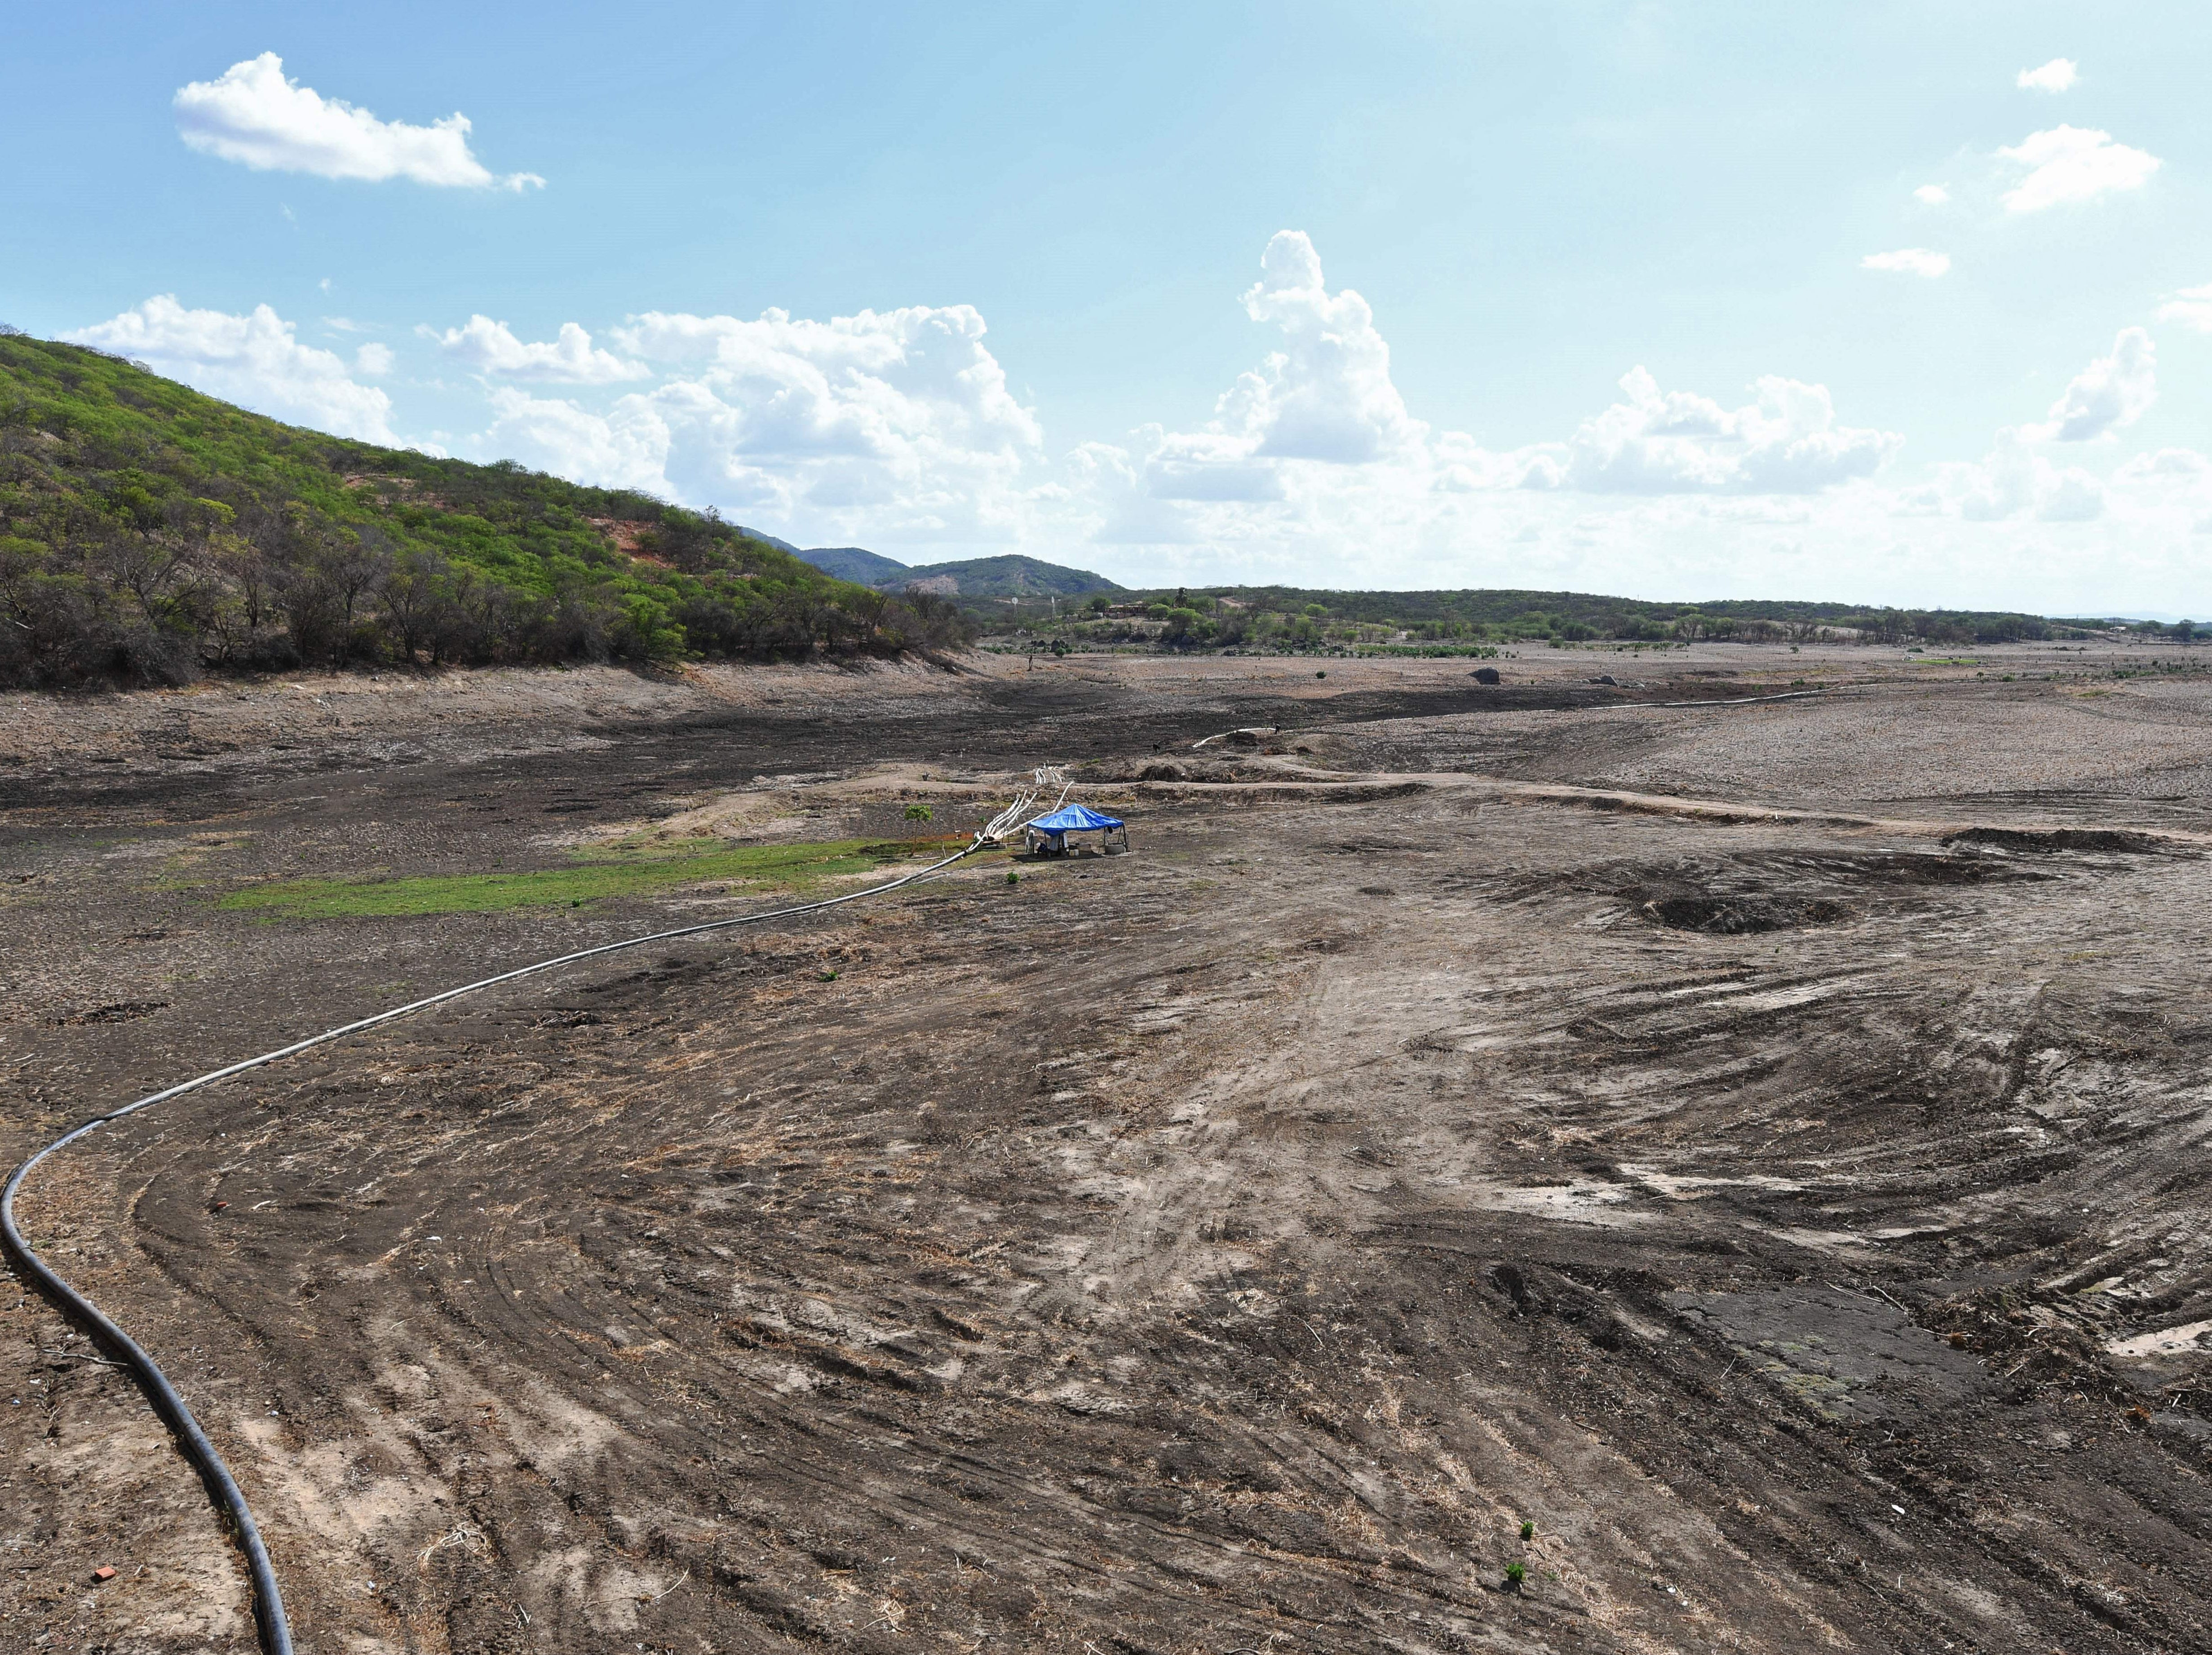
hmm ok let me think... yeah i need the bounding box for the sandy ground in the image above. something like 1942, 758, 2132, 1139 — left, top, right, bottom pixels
5, 642, 2212, 1653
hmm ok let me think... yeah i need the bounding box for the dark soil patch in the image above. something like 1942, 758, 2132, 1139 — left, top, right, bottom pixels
1746, 848, 2052, 886
46, 1000, 168, 1025
1637, 893, 1848, 934
1944, 826, 2172, 855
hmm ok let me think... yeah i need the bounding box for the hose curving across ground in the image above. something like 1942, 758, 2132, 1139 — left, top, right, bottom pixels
0, 837, 991, 1655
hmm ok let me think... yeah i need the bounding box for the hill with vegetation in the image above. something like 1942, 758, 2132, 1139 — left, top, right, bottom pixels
903, 553, 1119, 598
787, 544, 911, 585
0, 331, 969, 690
984, 583, 2117, 652
787, 544, 1120, 599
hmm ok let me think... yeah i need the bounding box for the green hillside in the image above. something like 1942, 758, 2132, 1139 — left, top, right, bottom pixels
899, 553, 1119, 598
0, 331, 969, 689
787, 544, 1121, 598
793, 544, 912, 585
1134, 585, 2074, 645
987, 583, 2092, 650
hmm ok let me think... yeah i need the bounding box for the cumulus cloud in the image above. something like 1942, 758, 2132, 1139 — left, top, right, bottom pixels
477, 388, 672, 494
1861, 248, 1951, 278
1955, 429, 2105, 522
2116, 448, 2209, 484
1999, 125, 2159, 212
1034, 233, 1912, 595
432, 315, 646, 383
1225, 231, 1421, 463
2156, 283, 2212, 332
1547, 368, 1900, 494
614, 304, 1041, 465
354, 342, 394, 377
2032, 327, 2156, 442
174, 53, 543, 190
2017, 58, 2079, 93
118, 225, 2199, 609
65, 295, 396, 442
1068, 233, 1899, 536
1913, 184, 1950, 205
468, 303, 1044, 546
2035, 469, 2105, 521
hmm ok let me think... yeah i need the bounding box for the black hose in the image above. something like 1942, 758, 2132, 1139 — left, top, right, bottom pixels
0, 838, 984, 1655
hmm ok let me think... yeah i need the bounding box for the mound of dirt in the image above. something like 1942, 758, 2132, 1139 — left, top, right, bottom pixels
1748, 849, 2049, 887
1943, 826, 2170, 855
1638, 892, 1848, 934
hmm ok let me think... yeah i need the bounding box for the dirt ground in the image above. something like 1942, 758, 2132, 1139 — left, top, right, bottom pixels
6, 638, 2212, 1654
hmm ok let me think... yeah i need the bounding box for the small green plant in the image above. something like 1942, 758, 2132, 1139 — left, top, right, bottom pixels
1520, 1520, 1534, 1542
817, 969, 838, 982
1315, 669, 1327, 679
1005, 870, 1021, 885
904, 803, 933, 822
1504, 1561, 1526, 1590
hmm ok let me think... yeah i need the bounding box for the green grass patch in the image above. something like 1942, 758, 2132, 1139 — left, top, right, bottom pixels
220, 835, 968, 920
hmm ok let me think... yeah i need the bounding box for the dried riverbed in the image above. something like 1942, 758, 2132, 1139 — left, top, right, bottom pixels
5, 642, 2212, 1652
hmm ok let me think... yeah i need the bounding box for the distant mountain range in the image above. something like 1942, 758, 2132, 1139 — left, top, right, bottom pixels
742, 531, 1119, 598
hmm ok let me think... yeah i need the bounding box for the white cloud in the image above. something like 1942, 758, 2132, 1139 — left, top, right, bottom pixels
2036, 468, 2105, 521
174, 53, 543, 190
1954, 429, 2106, 522
2117, 448, 2209, 481
1548, 367, 1900, 494
2017, 58, 2079, 93
613, 303, 1043, 458
1861, 248, 1951, 278
1913, 184, 1950, 206
2156, 283, 2212, 332
354, 342, 394, 377
478, 389, 672, 494
432, 315, 646, 383
1224, 230, 1421, 462
1038, 237, 1908, 594
1068, 235, 1898, 542
1998, 125, 2159, 212
1931, 332, 2159, 524
474, 303, 1044, 545
65, 295, 396, 443
2032, 327, 2156, 442
104, 228, 2212, 612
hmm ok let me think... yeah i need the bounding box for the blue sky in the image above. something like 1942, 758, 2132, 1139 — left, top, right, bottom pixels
5, 2, 2210, 610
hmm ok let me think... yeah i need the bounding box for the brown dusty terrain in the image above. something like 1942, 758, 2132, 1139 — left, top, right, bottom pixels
5, 640, 2212, 1654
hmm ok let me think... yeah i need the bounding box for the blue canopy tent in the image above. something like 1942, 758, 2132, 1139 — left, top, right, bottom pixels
1023, 802, 1129, 857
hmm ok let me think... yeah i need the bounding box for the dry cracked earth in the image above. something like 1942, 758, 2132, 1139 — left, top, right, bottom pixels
6, 642, 2212, 1655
